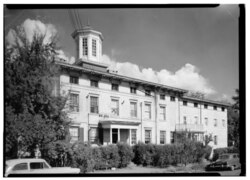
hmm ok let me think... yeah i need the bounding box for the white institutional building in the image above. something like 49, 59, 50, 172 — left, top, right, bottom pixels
55, 25, 229, 148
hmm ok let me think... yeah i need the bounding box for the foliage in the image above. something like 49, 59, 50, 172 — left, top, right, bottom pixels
117, 142, 134, 168
100, 145, 120, 169
5, 30, 70, 158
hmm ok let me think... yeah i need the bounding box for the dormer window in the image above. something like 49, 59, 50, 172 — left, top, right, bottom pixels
92, 39, 97, 57
82, 38, 88, 56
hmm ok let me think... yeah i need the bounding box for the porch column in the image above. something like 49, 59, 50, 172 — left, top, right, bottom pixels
129, 129, 131, 145
110, 128, 112, 144
118, 128, 120, 143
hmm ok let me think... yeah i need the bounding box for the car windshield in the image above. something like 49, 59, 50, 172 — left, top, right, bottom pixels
219, 154, 230, 160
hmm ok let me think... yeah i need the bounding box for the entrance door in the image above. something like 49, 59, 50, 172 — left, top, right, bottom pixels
112, 129, 118, 144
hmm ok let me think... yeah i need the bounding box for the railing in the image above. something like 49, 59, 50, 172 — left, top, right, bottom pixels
175, 123, 204, 132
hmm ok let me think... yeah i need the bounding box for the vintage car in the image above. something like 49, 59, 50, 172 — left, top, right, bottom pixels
205, 153, 241, 171
5, 158, 80, 176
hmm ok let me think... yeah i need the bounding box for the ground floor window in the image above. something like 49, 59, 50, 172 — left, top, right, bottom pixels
69, 127, 79, 143
112, 129, 118, 144
131, 129, 137, 144
170, 132, 175, 144
90, 127, 98, 144
145, 129, 151, 144
160, 131, 166, 144
214, 135, 218, 145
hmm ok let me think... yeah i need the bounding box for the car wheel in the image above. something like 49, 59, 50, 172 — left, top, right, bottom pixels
230, 166, 234, 171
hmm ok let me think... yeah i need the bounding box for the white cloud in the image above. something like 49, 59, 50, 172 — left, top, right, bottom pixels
101, 54, 216, 95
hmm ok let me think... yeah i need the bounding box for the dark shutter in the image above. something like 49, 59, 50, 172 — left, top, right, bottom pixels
79, 128, 84, 142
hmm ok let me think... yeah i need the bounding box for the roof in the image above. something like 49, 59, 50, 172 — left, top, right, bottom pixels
6, 158, 46, 166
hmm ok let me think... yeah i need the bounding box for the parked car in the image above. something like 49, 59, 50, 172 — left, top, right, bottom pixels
205, 153, 241, 171
5, 158, 80, 176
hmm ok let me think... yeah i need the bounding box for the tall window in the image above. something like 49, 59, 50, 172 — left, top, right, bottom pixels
90, 96, 99, 113
145, 129, 151, 144
170, 132, 175, 144
145, 90, 151, 96
90, 80, 98, 87
111, 84, 119, 91
130, 87, 136, 94
69, 127, 79, 143
183, 116, 187, 124
82, 38, 88, 56
92, 39, 97, 57
69, 93, 79, 112
70, 76, 79, 84
131, 129, 137, 144
194, 116, 198, 124
130, 101, 137, 118
214, 135, 218, 145
160, 94, 165, 100
159, 106, 166, 120
160, 131, 166, 144
183, 101, 187, 106
145, 103, 151, 119
205, 117, 208, 126
170, 96, 175, 102
214, 119, 217, 127
111, 99, 119, 116
90, 127, 98, 143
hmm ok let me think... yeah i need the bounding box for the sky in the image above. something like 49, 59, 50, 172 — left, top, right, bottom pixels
4, 5, 239, 103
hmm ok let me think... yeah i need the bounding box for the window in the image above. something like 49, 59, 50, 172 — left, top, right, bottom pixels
131, 129, 137, 144
159, 106, 166, 120
205, 117, 208, 126
213, 106, 217, 110
130, 101, 137, 118
214, 119, 217, 127
90, 96, 99, 113
111, 84, 119, 91
144, 103, 151, 119
170, 132, 175, 144
111, 99, 119, 116
194, 103, 198, 107
214, 135, 218, 145
130, 87, 136, 94
183, 116, 187, 124
222, 107, 225, 112
13, 163, 28, 171
92, 39, 97, 57
170, 96, 175, 102
145, 129, 151, 144
160, 94, 165, 100
222, 119, 226, 127
69, 93, 79, 112
145, 90, 151, 96
69, 127, 79, 143
194, 116, 198, 124
70, 76, 79, 84
90, 127, 98, 143
183, 101, 187, 106
82, 38, 88, 56
30, 162, 49, 169
90, 80, 98, 87
160, 131, 166, 144
204, 104, 208, 109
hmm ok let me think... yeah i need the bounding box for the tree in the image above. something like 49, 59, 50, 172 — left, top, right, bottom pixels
5, 28, 70, 159
227, 89, 239, 147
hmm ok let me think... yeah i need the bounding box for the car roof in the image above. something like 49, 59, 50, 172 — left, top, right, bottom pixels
6, 158, 46, 166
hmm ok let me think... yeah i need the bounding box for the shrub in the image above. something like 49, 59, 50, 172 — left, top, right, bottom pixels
117, 142, 134, 168
100, 144, 120, 169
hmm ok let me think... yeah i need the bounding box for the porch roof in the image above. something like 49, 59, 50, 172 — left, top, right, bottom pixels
100, 120, 141, 126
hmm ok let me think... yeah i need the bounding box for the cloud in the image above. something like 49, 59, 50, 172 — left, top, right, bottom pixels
6, 18, 74, 64
101, 55, 216, 95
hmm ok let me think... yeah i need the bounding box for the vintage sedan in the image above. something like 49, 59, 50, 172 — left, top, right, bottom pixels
205, 153, 241, 171
5, 158, 80, 176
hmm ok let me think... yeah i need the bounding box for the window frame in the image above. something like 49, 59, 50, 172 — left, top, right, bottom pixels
144, 103, 151, 119
213, 106, 217, 110
90, 80, 99, 88
130, 101, 137, 118
145, 129, 151, 144
131, 129, 137, 144
194, 102, 198, 108
69, 126, 79, 143
214, 119, 217, 127
130, 87, 136, 94
111, 99, 119, 116
92, 39, 97, 57
89, 127, 98, 144
170, 96, 175, 102
82, 38, 88, 56
69, 93, 79, 112
160, 94, 165, 100
160, 131, 166, 144
183, 101, 188, 106
204, 104, 208, 109
111, 83, 119, 91
159, 105, 166, 121
70, 76, 79, 84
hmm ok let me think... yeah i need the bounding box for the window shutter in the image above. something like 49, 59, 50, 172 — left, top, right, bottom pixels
79, 128, 84, 142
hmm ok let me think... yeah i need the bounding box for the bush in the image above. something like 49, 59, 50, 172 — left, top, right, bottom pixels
117, 142, 134, 168
212, 146, 239, 161
132, 143, 157, 166
100, 145, 120, 169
